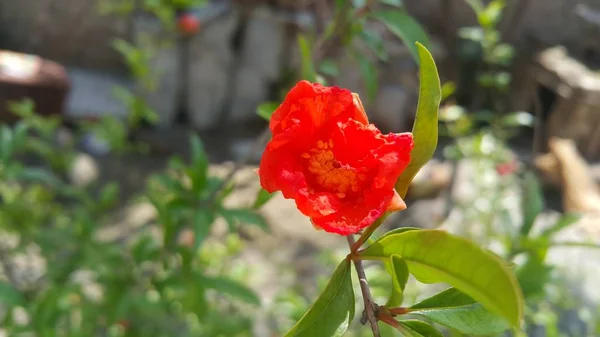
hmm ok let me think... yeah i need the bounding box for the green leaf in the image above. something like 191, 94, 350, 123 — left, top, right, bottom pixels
516, 256, 552, 300
0, 281, 25, 308
359, 30, 388, 61
284, 259, 355, 337
203, 275, 260, 305
441, 82, 456, 101
371, 11, 430, 64
354, 51, 378, 103
398, 320, 444, 337
220, 208, 269, 232
189, 134, 209, 192
360, 230, 523, 327
252, 188, 276, 209
411, 287, 475, 309
412, 305, 510, 335
256, 101, 280, 121
319, 60, 340, 77
386, 255, 409, 307
297, 34, 317, 82
99, 182, 119, 208
193, 211, 214, 252
395, 44, 441, 197
520, 172, 543, 237
410, 288, 510, 335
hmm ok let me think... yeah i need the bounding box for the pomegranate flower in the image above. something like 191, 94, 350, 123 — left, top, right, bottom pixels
258, 81, 414, 235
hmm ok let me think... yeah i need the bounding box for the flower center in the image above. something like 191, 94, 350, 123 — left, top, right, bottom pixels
302, 139, 365, 197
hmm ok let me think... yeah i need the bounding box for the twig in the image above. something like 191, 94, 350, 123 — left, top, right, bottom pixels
347, 235, 381, 337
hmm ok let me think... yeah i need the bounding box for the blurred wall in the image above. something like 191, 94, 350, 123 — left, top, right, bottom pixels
0, 0, 129, 71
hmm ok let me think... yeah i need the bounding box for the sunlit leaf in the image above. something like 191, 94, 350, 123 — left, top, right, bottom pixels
284, 259, 354, 337
520, 172, 543, 237
371, 11, 430, 64
386, 255, 409, 307
399, 320, 444, 337
257, 102, 279, 121
360, 230, 524, 327
395, 44, 441, 197
252, 188, 276, 209
410, 287, 510, 335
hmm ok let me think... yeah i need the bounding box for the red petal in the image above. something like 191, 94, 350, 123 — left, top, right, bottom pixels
258, 147, 307, 199
269, 81, 368, 148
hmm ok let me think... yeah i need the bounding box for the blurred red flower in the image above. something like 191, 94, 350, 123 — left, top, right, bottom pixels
258, 81, 414, 235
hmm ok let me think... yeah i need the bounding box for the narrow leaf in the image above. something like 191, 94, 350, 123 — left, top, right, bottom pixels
386, 255, 409, 307
252, 188, 276, 209
354, 51, 378, 103
203, 275, 260, 305
193, 211, 213, 252
284, 259, 354, 337
189, 134, 208, 192
540, 212, 581, 238
359, 30, 388, 61
371, 11, 430, 64
395, 44, 441, 197
297, 34, 317, 82
520, 172, 543, 237
360, 230, 524, 327
399, 320, 444, 337
256, 102, 279, 121
220, 208, 270, 232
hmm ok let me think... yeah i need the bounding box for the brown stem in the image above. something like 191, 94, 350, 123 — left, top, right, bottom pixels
347, 235, 381, 337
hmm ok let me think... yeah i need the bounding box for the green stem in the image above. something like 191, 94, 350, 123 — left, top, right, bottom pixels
351, 213, 390, 252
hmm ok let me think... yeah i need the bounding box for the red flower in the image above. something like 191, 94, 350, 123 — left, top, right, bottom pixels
258, 81, 414, 235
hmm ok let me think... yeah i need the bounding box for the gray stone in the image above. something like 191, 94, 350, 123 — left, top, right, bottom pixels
65, 67, 131, 119
68, 152, 100, 187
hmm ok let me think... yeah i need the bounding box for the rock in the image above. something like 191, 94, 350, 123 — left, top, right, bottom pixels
68, 152, 99, 187
65, 67, 130, 119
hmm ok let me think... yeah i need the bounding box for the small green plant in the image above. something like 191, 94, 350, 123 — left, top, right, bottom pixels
0, 101, 267, 336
